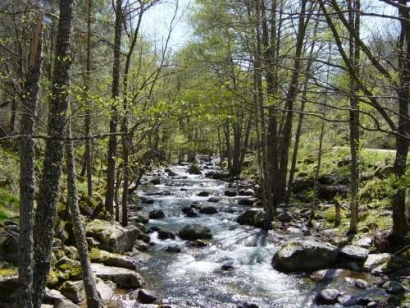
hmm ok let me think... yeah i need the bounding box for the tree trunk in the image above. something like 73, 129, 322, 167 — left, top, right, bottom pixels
84, 0, 93, 197
105, 0, 122, 215
17, 10, 44, 308
65, 115, 105, 308
391, 0, 410, 242
348, 0, 360, 235
32, 1, 75, 307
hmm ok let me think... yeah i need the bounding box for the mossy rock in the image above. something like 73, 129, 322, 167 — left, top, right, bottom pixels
55, 256, 82, 280
323, 207, 345, 223
89, 248, 136, 270
47, 270, 60, 287
0, 268, 16, 277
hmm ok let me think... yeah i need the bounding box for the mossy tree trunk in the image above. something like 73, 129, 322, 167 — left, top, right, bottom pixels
65, 115, 105, 308
32, 1, 75, 307
17, 10, 44, 308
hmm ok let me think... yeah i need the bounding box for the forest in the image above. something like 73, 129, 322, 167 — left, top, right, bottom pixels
1, 0, 410, 307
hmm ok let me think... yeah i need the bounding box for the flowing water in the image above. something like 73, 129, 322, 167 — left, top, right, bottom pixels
126, 163, 383, 308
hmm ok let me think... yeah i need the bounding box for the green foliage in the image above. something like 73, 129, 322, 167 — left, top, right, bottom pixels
0, 188, 19, 222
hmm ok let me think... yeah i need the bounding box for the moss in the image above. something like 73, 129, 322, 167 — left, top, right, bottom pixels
89, 247, 103, 261
47, 271, 59, 287
323, 206, 345, 223
0, 268, 17, 277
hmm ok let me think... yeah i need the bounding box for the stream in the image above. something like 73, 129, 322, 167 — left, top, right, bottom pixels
123, 161, 381, 308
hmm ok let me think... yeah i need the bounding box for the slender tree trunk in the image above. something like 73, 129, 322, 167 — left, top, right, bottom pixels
17, 10, 44, 308
84, 0, 93, 197
32, 1, 75, 307
391, 0, 410, 242
348, 0, 361, 235
65, 115, 105, 308
105, 0, 122, 215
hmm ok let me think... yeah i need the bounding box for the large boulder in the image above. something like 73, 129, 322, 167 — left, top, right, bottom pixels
91, 263, 144, 289
273, 240, 338, 272
86, 219, 142, 253
237, 208, 265, 228
178, 224, 212, 241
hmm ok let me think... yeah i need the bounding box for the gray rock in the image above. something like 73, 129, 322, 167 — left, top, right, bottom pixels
315, 288, 340, 305
238, 197, 258, 206
86, 219, 142, 253
178, 224, 212, 241
382, 281, 406, 294
91, 263, 144, 288
208, 197, 221, 203
363, 253, 391, 271
149, 209, 166, 219
199, 206, 218, 214
54, 299, 80, 308
354, 237, 373, 248
165, 245, 181, 253
197, 191, 210, 197
273, 240, 338, 272
355, 279, 369, 289
237, 208, 265, 228
225, 190, 237, 197
136, 289, 157, 304
59, 281, 85, 304
150, 178, 161, 185
338, 245, 369, 261
277, 212, 292, 223
157, 230, 175, 240
90, 248, 137, 270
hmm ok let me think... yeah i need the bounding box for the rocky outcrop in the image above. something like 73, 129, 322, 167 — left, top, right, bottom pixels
273, 240, 338, 272
86, 219, 142, 253
178, 224, 212, 241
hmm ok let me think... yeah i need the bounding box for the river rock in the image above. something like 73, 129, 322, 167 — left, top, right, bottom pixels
239, 189, 255, 196
338, 245, 369, 262
208, 197, 221, 203
178, 224, 212, 241
311, 269, 354, 282
383, 281, 406, 294
197, 191, 210, 197
277, 212, 292, 223
182, 207, 198, 217
165, 245, 181, 253
315, 288, 341, 305
363, 253, 391, 271
59, 281, 85, 304
238, 197, 258, 206
90, 248, 136, 269
134, 289, 157, 304
199, 206, 218, 214
225, 190, 237, 197
355, 279, 369, 289
158, 230, 176, 240
237, 208, 264, 228
128, 213, 149, 225
91, 263, 144, 288
149, 209, 166, 219
273, 240, 338, 272
150, 178, 161, 185
140, 197, 154, 204
86, 219, 142, 253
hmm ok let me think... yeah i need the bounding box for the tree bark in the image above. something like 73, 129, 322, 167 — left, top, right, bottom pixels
65, 115, 105, 308
17, 10, 44, 308
105, 0, 122, 215
32, 1, 75, 307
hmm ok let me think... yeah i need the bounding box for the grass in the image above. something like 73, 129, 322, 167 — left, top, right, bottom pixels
0, 188, 19, 222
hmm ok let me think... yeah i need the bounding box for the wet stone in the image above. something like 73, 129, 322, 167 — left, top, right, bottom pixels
315, 288, 340, 305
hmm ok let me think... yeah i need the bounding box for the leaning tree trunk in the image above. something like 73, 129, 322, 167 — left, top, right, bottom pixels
32, 1, 75, 307
65, 116, 105, 308
17, 10, 44, 308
